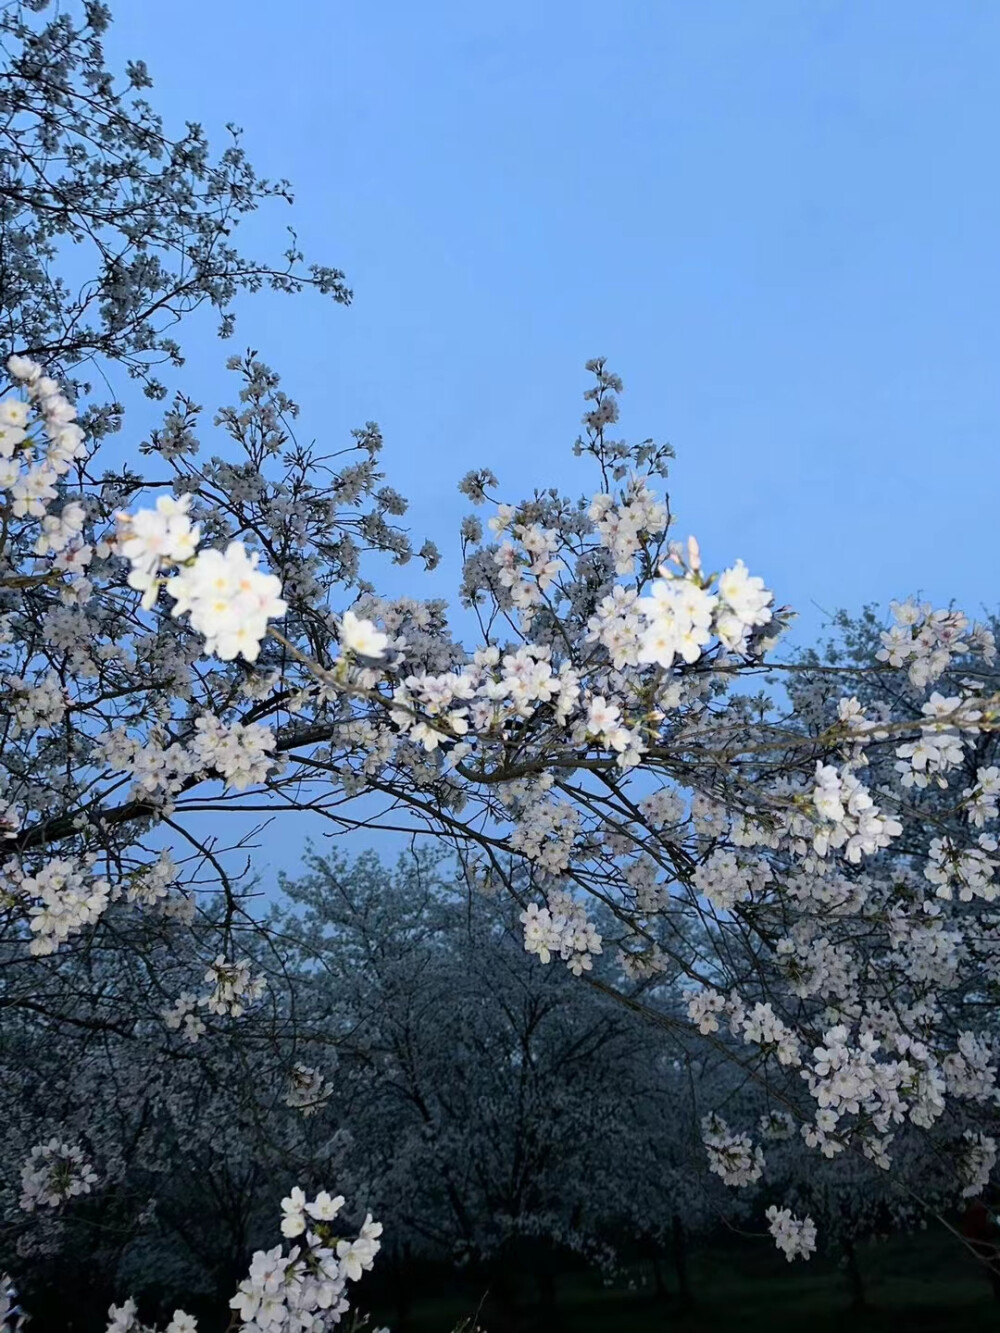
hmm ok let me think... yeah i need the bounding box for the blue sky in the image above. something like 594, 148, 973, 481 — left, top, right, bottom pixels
103, 1, 1000, 649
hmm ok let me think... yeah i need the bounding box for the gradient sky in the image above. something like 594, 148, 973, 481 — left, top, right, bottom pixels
102, 0, 1000, 649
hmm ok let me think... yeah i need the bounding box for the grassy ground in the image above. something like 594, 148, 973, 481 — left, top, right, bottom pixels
367, 1229, 999, 1332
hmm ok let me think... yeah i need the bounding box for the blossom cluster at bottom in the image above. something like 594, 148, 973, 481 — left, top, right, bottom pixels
97, 1189, 384, 1333
765, 1205, 818, 1262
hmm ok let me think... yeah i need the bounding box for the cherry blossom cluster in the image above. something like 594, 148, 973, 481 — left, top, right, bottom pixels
235, 1189, 382, 1329
693, 848, 773, 912
894, 690, 981, 790
124, 851, 180, 908
6, 671, 67, 737
204, 955, 267, 1017
941, 1031, 998, 1103
190, 714, 279, 791
799, 1026, 950, 1168
684, 986, 730, 1035
924, 833, 1000, 902
960, 1130, 998, 1199
160, 958, 268, 1039
19, 1139, 98, 1212
99, 1189, 383, 1333
876, 599, 995, 689
740, 1002, 802, 1067
965, 765, 1000, 827
116, 494, 389, 672
105, 1306, 195, 1333
520, 889, 604, 975
764, 1205, 817, 1262
390, 645, 581, 760
2, 357, 88, 522
117, 495, 287, 662
508, 795, 583, 874
758, 1110, 796, 1141
637, 542, 774, 668
588, 476, 669, 575
491, 512, 565, 623
701, 1113, 765, 1188
161, 992, 207, 1043
97, 714, 279, 803
2, 856, 111, 956
96, 728, 201, 807
809, 762, 903, 863
283, 1063, 335, 1116
684, 989, 800, 1066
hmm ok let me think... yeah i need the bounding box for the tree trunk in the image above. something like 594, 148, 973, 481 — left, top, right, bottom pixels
488, 1255, 518, 1324
392, 1246, 413, 1329
960, 1200, 1000, 1301
672, 1213, 692, 1307
651, 1251, 668, 1301
842, 1237, 866, 1310
537, 1264, 556, 1309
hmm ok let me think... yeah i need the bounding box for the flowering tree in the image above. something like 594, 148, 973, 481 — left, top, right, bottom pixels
0, 894, 362, 1321
4, 2, 1000, 1323
274, 849, 654, 1309
0, 845, 765, 1322
0, 0, 349, 410
4, 333, 1000, 1317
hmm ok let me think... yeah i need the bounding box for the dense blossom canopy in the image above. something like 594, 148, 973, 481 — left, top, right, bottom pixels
4, 343, 1000, 1325
3, 1, 999, 1325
